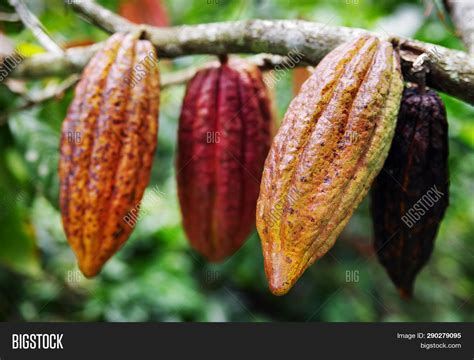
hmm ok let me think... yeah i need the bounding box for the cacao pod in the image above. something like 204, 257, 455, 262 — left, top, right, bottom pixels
119, 0, 170, 28
371, 86, 449, 298
257, 34, 404, 295
292, 67, 312, 95
177, 57, 272, 261
59, 33, 160, 277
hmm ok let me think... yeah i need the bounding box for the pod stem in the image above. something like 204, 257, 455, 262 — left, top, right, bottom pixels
411, 53, 429, 95
130, 25, 149, 40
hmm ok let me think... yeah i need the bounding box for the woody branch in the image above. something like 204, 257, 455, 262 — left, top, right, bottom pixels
10, 0, 474, 106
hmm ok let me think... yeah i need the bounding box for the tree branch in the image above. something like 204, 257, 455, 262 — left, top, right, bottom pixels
12, 0, 474, 106
8, 0, 64, 55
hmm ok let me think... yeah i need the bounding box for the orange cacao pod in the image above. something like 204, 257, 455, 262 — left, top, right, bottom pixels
292, 67, 312, 95
59, 33, 160, 277
371, 87, 449, 298
257, 34, 404, 295
177, 57, 272, 261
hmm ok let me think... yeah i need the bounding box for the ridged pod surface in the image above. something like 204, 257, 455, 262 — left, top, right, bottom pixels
257, 34, 404, 295
371, 87, 449, 298
177, 58, 272, 261
59, 33, 160, 277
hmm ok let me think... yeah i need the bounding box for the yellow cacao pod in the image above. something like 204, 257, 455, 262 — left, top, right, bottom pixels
59, 33, 160, 277
256, 34, 404, 295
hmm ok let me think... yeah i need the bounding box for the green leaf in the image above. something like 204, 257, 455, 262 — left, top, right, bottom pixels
0, 202, 40, 276
0, 122, 41, 277
0, 156, 40, 276
9, 109, 60, 209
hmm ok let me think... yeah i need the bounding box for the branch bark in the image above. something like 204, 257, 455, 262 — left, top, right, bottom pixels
12, 0, 474, 106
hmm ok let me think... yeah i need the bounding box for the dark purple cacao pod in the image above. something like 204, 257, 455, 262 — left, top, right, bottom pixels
371, 86, 449, 298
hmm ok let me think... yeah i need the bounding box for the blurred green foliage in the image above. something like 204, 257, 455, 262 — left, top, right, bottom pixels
0, 0, 472, 322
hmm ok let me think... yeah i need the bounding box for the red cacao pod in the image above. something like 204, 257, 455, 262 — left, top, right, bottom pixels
371, 86, 449, 298
119, 0, 170, 27
59, 33, 160, 277
177, 57, 273, 261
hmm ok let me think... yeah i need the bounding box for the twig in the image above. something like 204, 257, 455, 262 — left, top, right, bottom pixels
19, 74, 80, 110
446, 0, 474, 54
160, 53, 308, 88
0, 74, 80, 126
0, 12, 20, 22
70, 0, 134, 33
13, 44, 306, 80
1, 53, 299, 122
161, 66, 203, 88
11, 0, 474, 106
13, 42, 102, 78
8, 0, 64, 55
